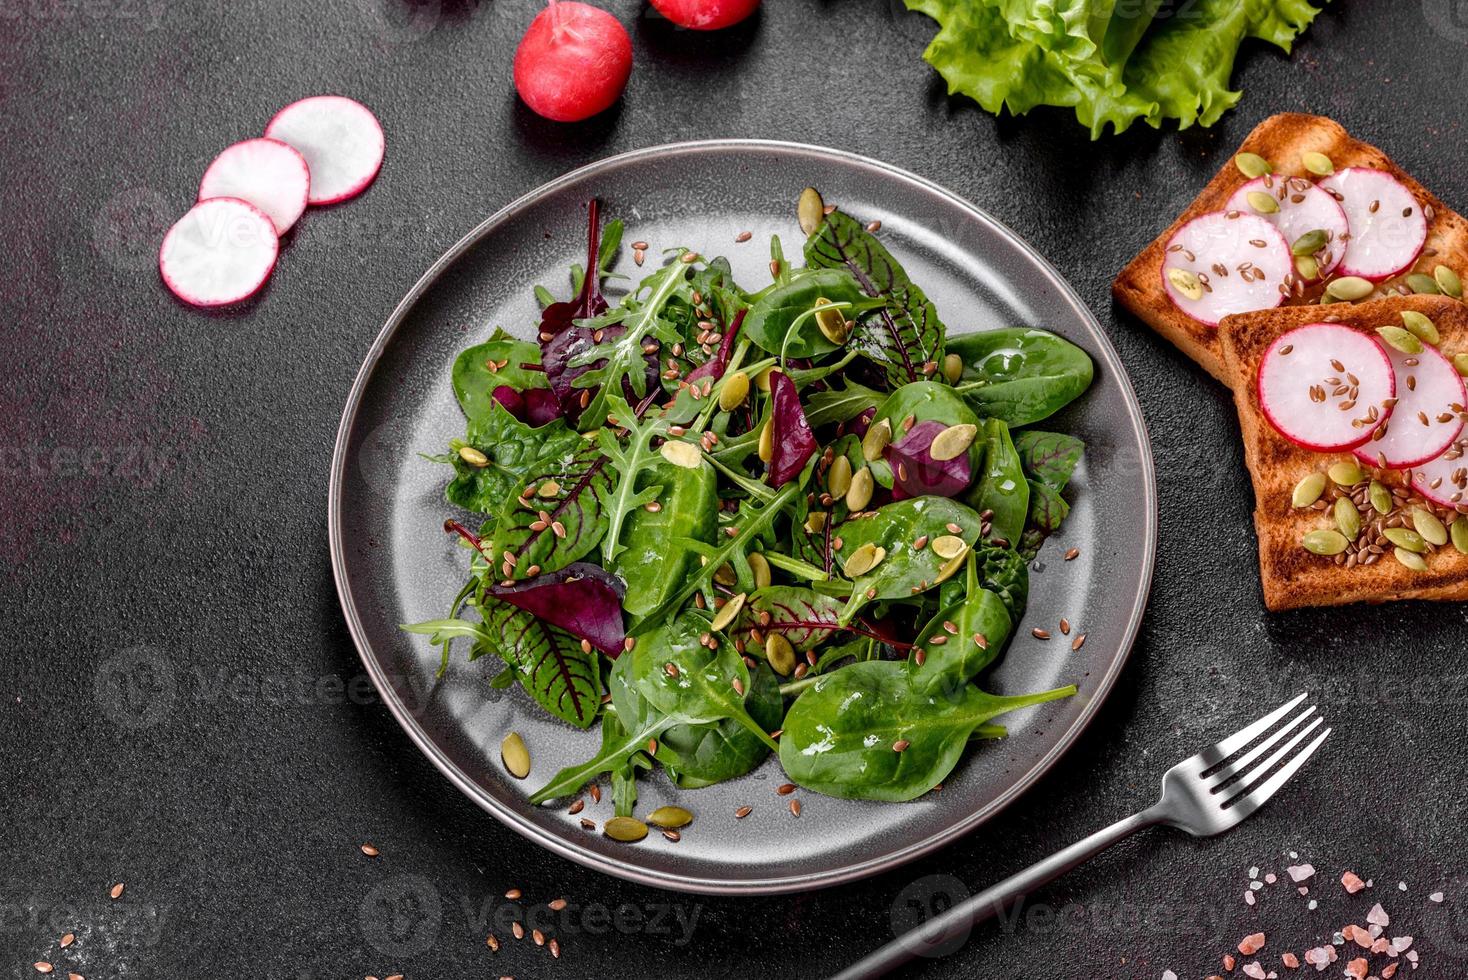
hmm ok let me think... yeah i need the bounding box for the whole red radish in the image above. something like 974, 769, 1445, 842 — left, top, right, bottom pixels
649, 0, 759, 30
514, 1, 633, 123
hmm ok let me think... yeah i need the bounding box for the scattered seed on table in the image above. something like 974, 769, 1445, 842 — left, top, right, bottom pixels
59, 935, 74, 949
777, 783, 796, 795
790, 799, 802, 817
109, 883, 124, 900
589, 783, 601, 803
1064, 548, 1080, 560
1032, 628, 1051, 640
505, 888, 522, 900
512, 922, 525, 940
663, 830, 681, 842
548, 897, 567, 911
1059, 619, 1071, 635
736, 806, 752, 818
568, 799, 584, 815
580, 818, 596, 830
532, 929, 545, 946
735, 230, 752, 242
1071, 633, 1086, 651
487, 934, 501, 952
361, 843, 379, 857
550, 938, 562, 959
34, 965, 53, 976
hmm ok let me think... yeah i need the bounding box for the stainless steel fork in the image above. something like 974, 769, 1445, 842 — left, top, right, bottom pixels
831, 693, 1330, 980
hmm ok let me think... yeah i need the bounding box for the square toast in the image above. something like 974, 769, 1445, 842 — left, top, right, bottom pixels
1218, 295, 1468, 611
1114, 113, 1468, 383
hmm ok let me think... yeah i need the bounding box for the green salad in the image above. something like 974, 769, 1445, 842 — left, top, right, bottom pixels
405, 189, 1095, 817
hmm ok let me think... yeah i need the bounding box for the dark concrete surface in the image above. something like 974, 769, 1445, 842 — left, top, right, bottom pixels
3, 2, 1467, 977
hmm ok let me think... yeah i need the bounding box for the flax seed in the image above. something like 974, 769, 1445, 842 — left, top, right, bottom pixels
790, 799, 802, 817
736, 806, 752, 818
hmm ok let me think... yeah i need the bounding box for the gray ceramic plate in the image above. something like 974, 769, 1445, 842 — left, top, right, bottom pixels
329, 140, 1156, 895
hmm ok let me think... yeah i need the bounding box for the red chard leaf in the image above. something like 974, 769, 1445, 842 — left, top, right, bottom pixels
766, 369, 818, 487
886, 419, 973, 500
487, 562, 626, 657
686, 308, 747, 385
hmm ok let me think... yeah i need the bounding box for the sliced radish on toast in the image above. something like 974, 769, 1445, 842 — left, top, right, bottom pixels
197, 137, 310, 235
1317, 168, 1427, 281
1354, 341, 1467, 469
1410, 437, 1468, 508
1258, 323, 1395, 452
1161, 211, 1291, 326
264, 95, 384, 205
158, 197, 278, 307
1226, 176, 1349, 280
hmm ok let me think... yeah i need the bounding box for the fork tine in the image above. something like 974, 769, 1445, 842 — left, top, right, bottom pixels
1225, 726, 1331, 822
1205, 705, 1317, 791
1191, 693, 1308, 771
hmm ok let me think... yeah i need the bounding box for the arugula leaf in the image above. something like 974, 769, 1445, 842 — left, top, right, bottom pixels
595, 394, 667, 565
486, 438, 613, 580
804, 211, 945, 387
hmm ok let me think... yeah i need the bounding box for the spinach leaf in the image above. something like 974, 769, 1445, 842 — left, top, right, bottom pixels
1013, 430, 1085, 493
804, 211, 946, 387
872, 381, 978, 433
631, 613, 778, 752
452, 329, 550, 427
972, 545, 1029, 622
486, 438, 613, 580
804, 378, 885, 428
731, 586, 847, 653
948, 328, 1094, 427
660, 663, 782, 789
968, 419, 1029, 548
907, 558, 1014, 696
611, 457, 718, 620
446, 404, 581, 515
1019, 480, 1071, 561
777, 659, 1076, 801
835, 496, 985, 621
742, 268, 870, 358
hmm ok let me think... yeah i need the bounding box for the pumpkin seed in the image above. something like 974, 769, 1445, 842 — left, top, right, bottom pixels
1334, 497, 1362, 540
931, 534, 967, 559
803, 510, 826, 534
1294, 254, 1320, 280
797, 187, 825, 235
1234, 152, 1272, 178
714, 562, 737, 586
1434, 265, 1463, 298
1325, 276, 1373, 301
827, 454, 853, 498
660, 439, 703, 469
1327, 459, 1363, 486
929, 423, 978, 461
1245, 190, 1280, 215
718, 371, 750, 412
1451, 516, 1468, 554
1394, 547, 1429, 572
537, 480, 561, 497
1376, 325, 1422, 354
755, 366, 781, 391
765, 633, 797, 676
1453, 353, 1468, 378
1292, 472, 1327, 508
646, 806, 694, 829
861, 418, 892, 461
1406, 273, 1440, 295
1412, 507, 1449, 546
933, 547, 967, 584
942, 353, 964, 385
710, 592, 746, 632
1291, 228, 1328, 256
845, 465, 874, 511
1165, 266, 1204, 301
604, 816, 649, 842
814, 298, 849, 345
758, 421, 774, 462
501, 732, 531, 779
1302, 151, 1335, 176
842, 542, 886, 577
458, 446, 489, 467
748, 551, 772, 590
1383, 527, 1427, 553
1301, 529, 1349, 556
1369, 480, 1393, 515
1400, 310, 1440, 345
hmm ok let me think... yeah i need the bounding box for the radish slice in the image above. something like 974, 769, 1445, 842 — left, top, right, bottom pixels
1258, 323, 1395, 452
197, 138, 310, 235
158, 197, 278, 307
1410, 437, 1468, 508
1160, 211, 1292, 326
1317, 168, 1427, 281
1225, 176, 1349, 280
1354, 342, 1466, 469
264, 96, 384, 205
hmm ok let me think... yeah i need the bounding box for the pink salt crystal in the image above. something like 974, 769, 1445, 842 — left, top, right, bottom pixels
1382, 963, 1400, 979
1297, 886, 1309, 896
1265, 872, 1278, 884
1245, 890, 1256, 906
1281, 951, 1300, 968
1288, 864, 1316, 882
1243, 962, 1267, 979
1344, 957, 1368, 979
1224, 953, 1237, 970
1342, 871, 1366, 894
1239, 932, 1267, 955
1368, 902, 1390, 927
1372, 938, 1391, 953
1429, 891, 1444, 903
1392, 936, 1413, 952
1163, 971, 1178, 980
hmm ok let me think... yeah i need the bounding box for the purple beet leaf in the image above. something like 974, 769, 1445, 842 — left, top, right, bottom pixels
767, 369, 818, 487
886, 419, 973, 500
685, 308, 747, 385
523, 388, 561, 427
487, 562, 626, 657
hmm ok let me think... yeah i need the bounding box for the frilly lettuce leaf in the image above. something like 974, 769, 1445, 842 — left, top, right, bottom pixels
904, 0, 1329, 138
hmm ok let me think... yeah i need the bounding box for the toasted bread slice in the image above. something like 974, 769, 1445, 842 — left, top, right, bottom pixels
1115, 113, 1468, 384
1218, 295, 1468, 611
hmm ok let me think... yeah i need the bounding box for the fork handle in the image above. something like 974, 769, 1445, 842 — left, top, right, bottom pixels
829, 807, 1161, 980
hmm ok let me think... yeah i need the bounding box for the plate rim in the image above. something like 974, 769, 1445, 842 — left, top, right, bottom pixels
328, 138, 1158, 895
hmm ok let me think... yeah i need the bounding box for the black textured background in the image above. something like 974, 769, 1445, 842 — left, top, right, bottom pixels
3, 2, 1467, 978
